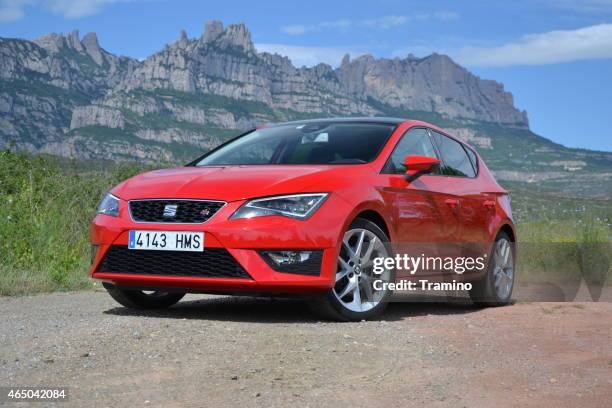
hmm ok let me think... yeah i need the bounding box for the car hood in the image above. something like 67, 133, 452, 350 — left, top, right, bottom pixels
111, 165, 365, 202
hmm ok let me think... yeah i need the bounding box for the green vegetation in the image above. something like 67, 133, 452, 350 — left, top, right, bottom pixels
494, 181, 610, 285
67, 125, 233, 162
515, 216, 610, 284
129, 88, 277, 119
121, 88, 346, 125
0, 78, 90, 147
0, 150, 609, 296
0, 78, 91, 106
503, 181, 611, 223
121, 111, 238, 139
0, 150, 151, 295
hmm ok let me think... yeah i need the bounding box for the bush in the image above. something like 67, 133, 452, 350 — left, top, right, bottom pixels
516, 215, 610, 287
0, 150, 149, 295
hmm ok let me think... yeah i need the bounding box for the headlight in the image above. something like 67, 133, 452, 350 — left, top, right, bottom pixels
231, 193, 329, 220
97, 193, 120, 217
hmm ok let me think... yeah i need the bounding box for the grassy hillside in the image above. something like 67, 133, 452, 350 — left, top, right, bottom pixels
0, 150, 609, 296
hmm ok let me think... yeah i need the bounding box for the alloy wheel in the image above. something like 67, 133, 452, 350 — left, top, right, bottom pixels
492, 238, 514, 299
334, 228, 391, 312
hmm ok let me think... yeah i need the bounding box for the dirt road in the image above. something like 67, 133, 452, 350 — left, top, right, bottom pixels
1, 291, 611, 407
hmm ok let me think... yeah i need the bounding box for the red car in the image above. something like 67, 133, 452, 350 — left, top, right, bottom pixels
90, 118, 516, 320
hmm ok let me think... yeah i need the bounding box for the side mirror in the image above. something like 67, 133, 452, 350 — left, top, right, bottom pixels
403, 155, 441, 182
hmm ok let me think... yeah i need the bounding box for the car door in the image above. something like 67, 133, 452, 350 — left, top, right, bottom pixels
380, 127, 461, 279
461, 145, 491, 246
429, 130, 487, 278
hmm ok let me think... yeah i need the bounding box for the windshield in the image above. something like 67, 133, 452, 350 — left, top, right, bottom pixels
195, 122, 396, 166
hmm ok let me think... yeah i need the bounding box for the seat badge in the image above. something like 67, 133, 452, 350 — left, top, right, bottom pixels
163, 204, 178, 217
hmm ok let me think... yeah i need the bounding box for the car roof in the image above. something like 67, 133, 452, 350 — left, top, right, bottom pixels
267, 117, 408, 127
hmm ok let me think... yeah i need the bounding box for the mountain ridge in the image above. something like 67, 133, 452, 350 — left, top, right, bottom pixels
0, 20, 610, 197
0, 20, 529, 153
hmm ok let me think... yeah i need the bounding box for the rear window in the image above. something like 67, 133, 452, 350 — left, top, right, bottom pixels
465, 147, 479, 175
430, 131, 476, 177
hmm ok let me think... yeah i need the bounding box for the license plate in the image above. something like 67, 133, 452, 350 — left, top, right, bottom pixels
128, 230, 204, 252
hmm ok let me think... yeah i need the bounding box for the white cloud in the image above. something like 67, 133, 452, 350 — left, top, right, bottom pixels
47, 0, 122, 18
433, 11, 460, 21
256, 43, 366, 67
0, 0, 136, 21
0, 0, 32, 22
455, 24, 612, 67
281, 25, 309, 35
281, 12, 458, 35
361, 15, 408, 29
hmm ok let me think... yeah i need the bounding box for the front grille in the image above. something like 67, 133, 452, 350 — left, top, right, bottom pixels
98, 246, 251, 279
129, 199, 225, 223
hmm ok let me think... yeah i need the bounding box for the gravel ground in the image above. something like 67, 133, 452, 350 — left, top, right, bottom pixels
1, 291, 611, 407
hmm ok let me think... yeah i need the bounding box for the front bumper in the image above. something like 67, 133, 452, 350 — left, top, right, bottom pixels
90, 197, 347, 294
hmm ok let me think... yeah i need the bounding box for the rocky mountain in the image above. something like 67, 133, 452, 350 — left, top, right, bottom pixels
0, 29, 138, 154
0, 20, 610, 196
337, 53, 528, 125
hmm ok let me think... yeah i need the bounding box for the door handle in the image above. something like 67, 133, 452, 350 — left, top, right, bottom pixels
483, 200, 496, 209
444, 198, 459, 208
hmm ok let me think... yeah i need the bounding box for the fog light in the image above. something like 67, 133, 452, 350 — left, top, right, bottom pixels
259, 250, 323, 276
267, 251, 312, 265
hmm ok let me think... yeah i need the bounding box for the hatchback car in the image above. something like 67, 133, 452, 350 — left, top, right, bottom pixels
90, 118, 516, 320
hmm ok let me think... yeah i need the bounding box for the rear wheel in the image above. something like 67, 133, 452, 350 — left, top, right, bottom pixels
103, 283, 185, 309
308, 218, 395, 321
469, 231, 515, 306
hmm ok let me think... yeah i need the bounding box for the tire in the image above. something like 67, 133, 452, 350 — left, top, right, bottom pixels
308, 218, 395, 321
103, 283, 185, 309
469, 231, 515, 306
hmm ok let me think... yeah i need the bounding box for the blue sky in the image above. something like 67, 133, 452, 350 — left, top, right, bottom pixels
1, 0, 611, 151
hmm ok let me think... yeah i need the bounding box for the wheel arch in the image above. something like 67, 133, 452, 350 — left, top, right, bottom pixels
354, 209, 391, 240
498, 223, 516, 242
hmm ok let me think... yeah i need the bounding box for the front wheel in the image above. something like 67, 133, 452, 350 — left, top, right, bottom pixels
308, 218, 395, 321
469, 231, 515, 306
103, 283, 185, 309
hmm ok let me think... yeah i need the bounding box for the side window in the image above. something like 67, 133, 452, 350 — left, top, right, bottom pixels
384, 128, 439, 174
431, 131, 476, 177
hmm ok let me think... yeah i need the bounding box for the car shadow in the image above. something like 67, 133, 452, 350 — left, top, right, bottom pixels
103, 293, 487, 323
